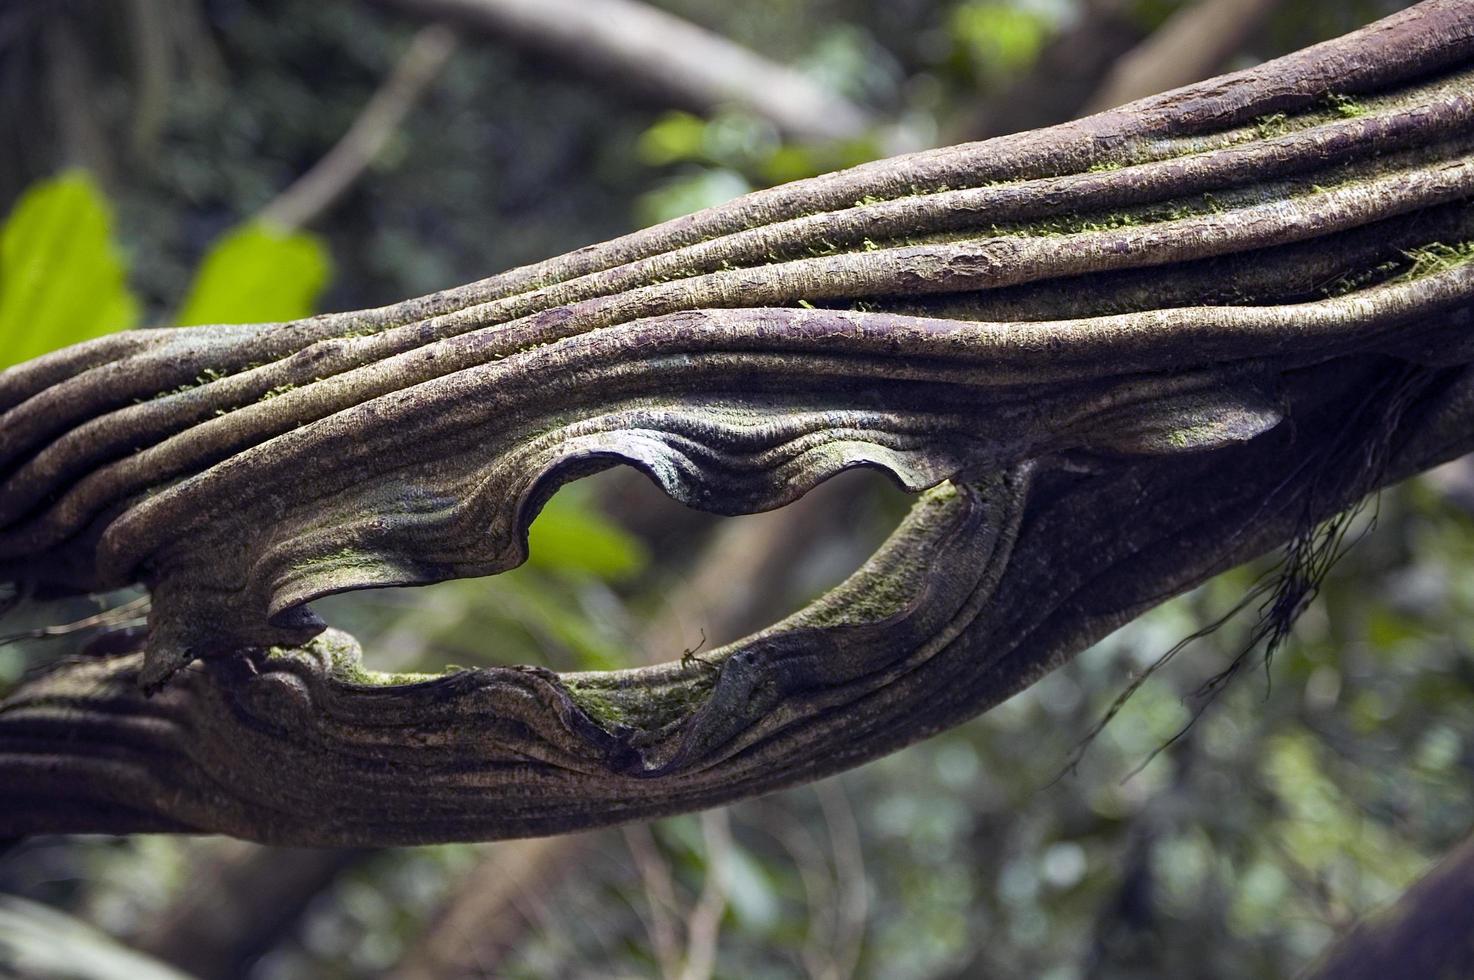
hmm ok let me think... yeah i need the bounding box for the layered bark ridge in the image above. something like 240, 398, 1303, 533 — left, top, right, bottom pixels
3, 1, 1474, 843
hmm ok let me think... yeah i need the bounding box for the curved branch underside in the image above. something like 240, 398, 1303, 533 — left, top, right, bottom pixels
3, 0, 1474, 844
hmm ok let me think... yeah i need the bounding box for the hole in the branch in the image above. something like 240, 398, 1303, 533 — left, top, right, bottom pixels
0, 587, 148, 695
316, 465, 909, 676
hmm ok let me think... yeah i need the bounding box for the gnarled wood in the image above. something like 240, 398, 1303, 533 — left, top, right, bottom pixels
2, 0, 1473, 844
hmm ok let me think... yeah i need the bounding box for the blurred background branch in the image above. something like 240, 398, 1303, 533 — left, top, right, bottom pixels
1083, 0, 1287, 113
257, 23, 459, 232
365, 0, 881, 143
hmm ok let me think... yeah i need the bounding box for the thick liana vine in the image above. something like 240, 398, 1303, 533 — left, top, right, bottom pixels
2, 0, 1474, 845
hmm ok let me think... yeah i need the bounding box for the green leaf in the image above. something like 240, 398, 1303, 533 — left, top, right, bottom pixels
0, 170, 139, 369
175, 221, 331, 326
525, 487, 649, 581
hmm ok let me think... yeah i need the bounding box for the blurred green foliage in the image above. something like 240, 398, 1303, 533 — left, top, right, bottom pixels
0, 171, 138, 369
631, 17, 893, 225
947, 2, 1051, 85
526, 484, 649, 581
633, 104, 884, 225
175, 222, 330, 326
0, 171, 330, 367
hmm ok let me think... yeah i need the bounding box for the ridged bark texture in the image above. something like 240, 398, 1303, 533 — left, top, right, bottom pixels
2, 0, 1474, 845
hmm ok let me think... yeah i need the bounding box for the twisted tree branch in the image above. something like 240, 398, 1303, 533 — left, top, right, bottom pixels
2, 0, 1473, 845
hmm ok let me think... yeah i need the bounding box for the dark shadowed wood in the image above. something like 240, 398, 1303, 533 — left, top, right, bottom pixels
1307, 834, 1474, 979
